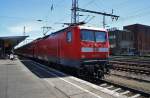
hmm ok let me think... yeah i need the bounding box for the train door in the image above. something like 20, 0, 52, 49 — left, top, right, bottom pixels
58, 30, 74, 66
66, 31, 73, 58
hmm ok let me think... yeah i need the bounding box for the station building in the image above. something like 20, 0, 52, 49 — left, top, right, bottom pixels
108, 28, 134, 55
124, 24, 150, 55
109, 24, 150, 56
0, 36, 28, 58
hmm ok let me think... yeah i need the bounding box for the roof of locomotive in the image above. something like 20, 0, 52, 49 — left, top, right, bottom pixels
35, 25, 107, 41
50, 25, 107, 35
78, 26, 107, 32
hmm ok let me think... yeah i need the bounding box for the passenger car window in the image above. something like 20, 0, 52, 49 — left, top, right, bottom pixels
67, 31, 72, 42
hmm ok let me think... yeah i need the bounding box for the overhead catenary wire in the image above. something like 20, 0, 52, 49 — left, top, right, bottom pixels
108, 0, 134, 9
1, 0, 150, 33
39, 0, 149, 29
82, 0, 96, 8
0, 15, 41, 21
85, 0, 150, 28
43, 0, 70, 27
125, 5, 150, 15
107, 9, 150, 26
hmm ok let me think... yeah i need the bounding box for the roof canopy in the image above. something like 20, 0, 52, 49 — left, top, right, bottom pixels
0, 36, 28, 48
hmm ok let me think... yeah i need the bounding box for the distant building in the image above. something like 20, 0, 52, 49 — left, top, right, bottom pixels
0, 39, 4, 58
0, 36, 28, 58
108, 29, 134, 55
124, 24, 150, 55
108, 24, 150, 56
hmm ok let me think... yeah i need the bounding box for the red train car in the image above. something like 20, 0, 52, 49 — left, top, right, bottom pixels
16, 25, 110, 78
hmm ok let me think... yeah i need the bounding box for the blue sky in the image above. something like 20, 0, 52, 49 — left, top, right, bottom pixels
0, 0, 150, 45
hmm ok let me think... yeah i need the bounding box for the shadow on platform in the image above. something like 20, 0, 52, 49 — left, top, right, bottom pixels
20, 59, 70, 79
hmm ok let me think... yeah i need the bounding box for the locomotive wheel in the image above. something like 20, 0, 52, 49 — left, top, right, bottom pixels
100, 70, 104, 79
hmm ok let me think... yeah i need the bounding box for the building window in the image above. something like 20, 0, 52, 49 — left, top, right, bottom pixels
67, 31, 72, 42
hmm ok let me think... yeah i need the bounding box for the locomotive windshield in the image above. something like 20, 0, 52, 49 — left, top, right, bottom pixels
81, 29, 107, 42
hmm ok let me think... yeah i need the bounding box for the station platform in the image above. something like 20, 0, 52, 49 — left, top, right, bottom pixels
0, 58, 126, 98
0, 59, 68, 98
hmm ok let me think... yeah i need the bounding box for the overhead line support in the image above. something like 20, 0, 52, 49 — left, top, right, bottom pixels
77, 8, 119, 19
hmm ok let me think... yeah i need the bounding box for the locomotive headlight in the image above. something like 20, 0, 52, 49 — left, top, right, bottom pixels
81, 55, 85, 58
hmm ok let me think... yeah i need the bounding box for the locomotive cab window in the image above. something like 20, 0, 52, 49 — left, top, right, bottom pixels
67, 31, 72, 42
95, 31, 107, 42
81, 29, 107, 42
81, 30, 94, 41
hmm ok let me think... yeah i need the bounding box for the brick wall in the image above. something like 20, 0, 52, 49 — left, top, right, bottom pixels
124, 24, 150, 55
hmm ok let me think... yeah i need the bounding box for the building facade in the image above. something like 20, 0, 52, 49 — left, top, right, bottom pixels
0, 36, 28, 58
124, 24, 150, 55
0, 40, 5, 58
108, 29, 134, 55
109, 24, 150, 56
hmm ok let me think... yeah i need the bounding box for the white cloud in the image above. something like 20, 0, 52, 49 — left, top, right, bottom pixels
8, 21, 43, 35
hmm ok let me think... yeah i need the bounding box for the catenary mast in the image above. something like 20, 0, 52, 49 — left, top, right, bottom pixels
71, 0, 119, 27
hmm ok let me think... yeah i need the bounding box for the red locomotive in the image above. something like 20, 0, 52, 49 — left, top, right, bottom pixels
16, 25, 110, 78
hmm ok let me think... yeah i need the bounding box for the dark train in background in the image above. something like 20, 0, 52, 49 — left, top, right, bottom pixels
16, 25, 110, 78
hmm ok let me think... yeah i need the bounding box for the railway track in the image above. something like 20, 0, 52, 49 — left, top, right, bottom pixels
79, 74, 150, 98
113, 60, 150, 64
20, 57, 150, 98
109, 60, 150, 82
110, 56, 150, 64
97, 79, 150, 98
109, 61, 150, 75
73, 76, 150, 98
109, 61, 150, 68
